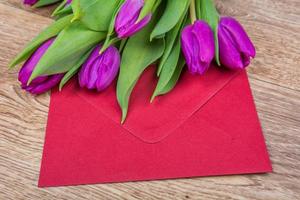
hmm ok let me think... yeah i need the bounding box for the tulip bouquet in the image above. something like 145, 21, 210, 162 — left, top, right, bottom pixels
13, 0, 255, 122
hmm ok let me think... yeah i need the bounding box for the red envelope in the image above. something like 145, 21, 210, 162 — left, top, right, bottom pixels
38, 65, 272, 187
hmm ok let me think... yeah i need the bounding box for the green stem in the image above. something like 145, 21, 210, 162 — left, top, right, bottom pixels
119, 38, 127, 53
51, 0, 67, 17
99, 37, 120, 54
189, 0, 197, 24
195, 0, 201, 19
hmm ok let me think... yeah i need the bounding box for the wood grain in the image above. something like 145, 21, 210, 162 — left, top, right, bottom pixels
0, 1, 300, 199
216, 0, 300, 91
0, 0, 56, 17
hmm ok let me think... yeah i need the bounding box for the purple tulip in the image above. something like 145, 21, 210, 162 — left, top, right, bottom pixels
181, 20, 215, 75
18, 38, 63, 95
23, 0, 37, 5
66, 0, 72, 5
79, 45, 120, 91
115, 0, 152, 38
218, 17, 256, 69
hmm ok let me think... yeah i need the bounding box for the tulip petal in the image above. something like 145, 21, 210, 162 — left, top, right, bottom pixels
79, 46, 100, 88
23, 0, 37, 5
181, 20, 215, 75
96, 46, 120, 91
118, 14, 152, 38
79, 45, 120, 91
218, 17, 256, 69
115, 0, 151, 38
18, 39, 54, 86
116, 0, 144, 29
221, 17, 256, 58
26, 74, 64, 95
193, 21, 215, 74
18, 38, 64, 94
181, 25, 194, 71
218, 25, 244, 69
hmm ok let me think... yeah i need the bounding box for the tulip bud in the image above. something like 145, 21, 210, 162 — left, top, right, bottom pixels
181, 20, 215, 75
23, 0, 37, 5
18, 38, 63, 94
79, 45, 120, 91
218, 17, 256, 69
66, 0, 72, 5
115, 0, 152, 38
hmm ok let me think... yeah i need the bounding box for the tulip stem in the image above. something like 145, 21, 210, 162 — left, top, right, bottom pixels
100, 37, 120, 54
190, 0, 197, 24
119, 39, 127, 53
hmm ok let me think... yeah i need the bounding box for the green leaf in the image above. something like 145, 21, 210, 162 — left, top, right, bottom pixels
151, 0, 163, 14
156, 56, 185, 96
195, 0, 201, 19
71, 0, 81, 21
156, 12, 187, 76
52, 0, 67, 16
34, 0, 61, 7
118, 38, 127, 53
200, 0, 220, 65
71, 0, 120, 31
100, 0, 125, 53
28, 22, 106, 83
152, 13, 189, 99
59, 48, 93, 90
52, 0, 73, 18
152, 38, 181, 100
9, 14, 73, 68
117, 11, 165, 123
54, 6, 73, 20
150, 0, 189, 40
138, 0, 157, 21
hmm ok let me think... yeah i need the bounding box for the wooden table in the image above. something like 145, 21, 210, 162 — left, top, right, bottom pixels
0, 0, 299, 199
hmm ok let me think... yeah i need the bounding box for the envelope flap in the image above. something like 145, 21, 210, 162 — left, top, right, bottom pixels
73, 66, 238, 143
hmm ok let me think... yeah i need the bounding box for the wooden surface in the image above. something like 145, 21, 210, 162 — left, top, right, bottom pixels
0, 0, 299, 199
